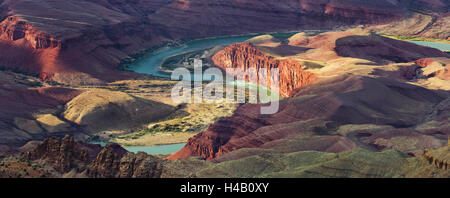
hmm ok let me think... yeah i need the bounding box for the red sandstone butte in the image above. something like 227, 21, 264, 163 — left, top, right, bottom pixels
212, 42, 317, 97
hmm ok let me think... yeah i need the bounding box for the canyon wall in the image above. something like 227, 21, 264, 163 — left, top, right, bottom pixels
0, 0, 434, 84
0, 0, 173, 84
212, 42, 316, 97
0, 16, 60, 49
151, 0, 406, 38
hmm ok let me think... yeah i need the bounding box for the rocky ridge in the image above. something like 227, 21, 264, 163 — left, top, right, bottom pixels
22, 135, 165, 178
4, 134, 450, 178
24, 135, 94, 173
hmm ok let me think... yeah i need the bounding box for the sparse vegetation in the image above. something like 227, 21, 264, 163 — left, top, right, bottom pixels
192, 148, 450, 178
95, 78, 276, 146
112, 102, 237, 145
0, 157, 48, 178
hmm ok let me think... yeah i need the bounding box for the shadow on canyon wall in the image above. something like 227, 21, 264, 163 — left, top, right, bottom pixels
334, 34, 450, 64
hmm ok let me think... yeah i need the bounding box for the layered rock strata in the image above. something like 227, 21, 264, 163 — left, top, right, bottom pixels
212, 42, 317, 97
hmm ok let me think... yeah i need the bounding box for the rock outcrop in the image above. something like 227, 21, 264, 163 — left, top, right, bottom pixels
118, 152, 163, 178
212, 42, 317, 97
24, 135, 95, 173
86, 144, 128, 178
86, 145, 164, 178
22, 136, 165, 178
416, 58, 436, 67
0, 16, 61, 49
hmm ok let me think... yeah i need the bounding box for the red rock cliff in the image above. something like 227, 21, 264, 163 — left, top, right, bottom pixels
0, 16, 61, 49
212, 42, 317, 97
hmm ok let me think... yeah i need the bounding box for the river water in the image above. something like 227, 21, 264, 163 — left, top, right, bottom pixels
119, 33, 450, 155
130, 35, 450, 79
409, 41, 450, 51
124, 143, 187, 155
90, 142, 187, 155
117, 35, 263, 154
129, 35, 256, 78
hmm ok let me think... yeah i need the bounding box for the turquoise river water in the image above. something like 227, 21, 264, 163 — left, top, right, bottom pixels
108, 34, 450, 155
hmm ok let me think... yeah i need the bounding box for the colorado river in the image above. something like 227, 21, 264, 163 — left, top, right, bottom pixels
124, 143, 187, 155
120, 34, 270, 154
409, 41, 450, 51
122, 33, 450, 155
90, 142, 187, 155
130, 34, 450, 79
130, 35, 257, 78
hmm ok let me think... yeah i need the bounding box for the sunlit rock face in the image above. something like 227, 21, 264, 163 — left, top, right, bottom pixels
212, 42, 317, 98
